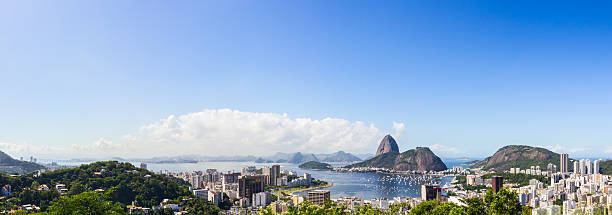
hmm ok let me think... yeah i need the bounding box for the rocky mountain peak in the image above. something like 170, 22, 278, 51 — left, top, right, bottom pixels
375, 134, 400, 156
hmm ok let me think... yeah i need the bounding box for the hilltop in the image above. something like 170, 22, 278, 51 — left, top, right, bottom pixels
0, 151, 45, 174
375, 135, 400, 156
0, 161, 221, 213
471, 145, 573, 172
286, 152, 320, 164
317, 151, 362, 162
345, 135, 447, 171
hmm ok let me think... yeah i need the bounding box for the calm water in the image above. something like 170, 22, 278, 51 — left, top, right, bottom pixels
144, 159, 469, 200
51, 158, 470, 200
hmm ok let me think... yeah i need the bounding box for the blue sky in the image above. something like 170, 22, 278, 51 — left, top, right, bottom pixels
1, 1, 611, 159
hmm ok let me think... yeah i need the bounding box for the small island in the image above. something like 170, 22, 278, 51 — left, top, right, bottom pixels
254, 157, 274, 163
298, 161, 333, 170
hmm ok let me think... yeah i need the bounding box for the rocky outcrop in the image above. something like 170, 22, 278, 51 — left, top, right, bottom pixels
345, 135, 447, 172
393, 147, 447, 171
471, 145, 568, 172
375, 135, 400, 156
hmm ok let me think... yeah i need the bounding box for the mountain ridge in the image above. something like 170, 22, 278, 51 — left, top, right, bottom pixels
471, 145, 574, 172
345, 135, 447, 171
0, 151, 46, 174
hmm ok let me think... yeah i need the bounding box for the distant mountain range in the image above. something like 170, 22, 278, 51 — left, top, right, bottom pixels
318, 151, 363, 162
257, 151, 363, 164
110, 151, 363, 165
346, 135, 448, 171
0, 151, 45, 174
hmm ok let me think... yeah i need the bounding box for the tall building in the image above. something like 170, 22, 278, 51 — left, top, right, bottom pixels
308, 190, 330, 205
593, 160, 600, 174
208, 190, 223, 206
238, 175, 265, 201
190, 172, 203, 189
252, 191, 271, 208
573, 161, 579, 175
221, 172, 241, 184
262, 167, 271, 185
492, 176, 503, 193
304, 173, 312, 184
421, 184, 439, 201
271, 165, 281, 186
193, 189, 209, 199
560, 153, 568, 173
585, 159, 592, 175
263, 165, 281, 186
241, 166, 257, 175
547, 163, 556, 174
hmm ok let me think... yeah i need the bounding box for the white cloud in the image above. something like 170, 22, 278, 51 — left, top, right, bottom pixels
605, 146, 612, 154
118, 109, 395, 156
391, 122, 405, 137
72, 138, 123, 154
429, 143, 464, 156
0, 142, 65, 158
538, 144, 591, 153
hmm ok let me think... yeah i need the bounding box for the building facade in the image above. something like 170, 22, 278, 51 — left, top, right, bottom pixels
308, 190, 330, 205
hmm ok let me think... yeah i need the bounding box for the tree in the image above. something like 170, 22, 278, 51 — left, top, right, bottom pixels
182, 197, 220, 215
354, 204, 384, 215
152, 207, 174, 215
484, 188, 522, 215
461, 197, 487, 215
521, 206, 532, 215
408, 201, 441, 215
67, 181, 86, 196
218, 193, 232, 210
46, 190, 126, 215
387, 202, 411, 215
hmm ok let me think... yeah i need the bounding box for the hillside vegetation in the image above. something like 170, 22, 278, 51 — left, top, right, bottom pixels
299, 161, 333, 170
0, 161, 220, 213
346, 147, 447, 171
472, 145, 574, 172
600, 160, 612, 175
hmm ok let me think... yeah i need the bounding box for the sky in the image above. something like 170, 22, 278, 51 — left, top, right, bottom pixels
1, 1, 612, 159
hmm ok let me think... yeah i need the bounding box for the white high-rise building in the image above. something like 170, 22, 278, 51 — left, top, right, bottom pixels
585, 159, 592, 175
579, 159, 586, 174
560, 153, 569, 173
573, 161, 578, 175
593, 159, 600, 174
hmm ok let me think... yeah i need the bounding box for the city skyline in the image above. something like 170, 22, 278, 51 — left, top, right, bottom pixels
2, 1, 612, 159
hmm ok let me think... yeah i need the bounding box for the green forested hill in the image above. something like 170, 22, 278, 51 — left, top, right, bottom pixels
299, 161, 333, 170
472, 145, 575, 172
0, 161, 221, 213
345, 147, 447, 171
600, 160, 612, 175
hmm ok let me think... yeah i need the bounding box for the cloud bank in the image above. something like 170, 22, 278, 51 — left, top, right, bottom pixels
538, 144, 591, 154
117, 109, 401, 157
0, 142, 65, 158
2, 109, 406, 158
